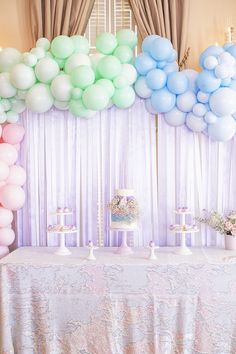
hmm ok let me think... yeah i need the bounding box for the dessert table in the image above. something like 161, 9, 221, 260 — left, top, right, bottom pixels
1, 247, 236, 354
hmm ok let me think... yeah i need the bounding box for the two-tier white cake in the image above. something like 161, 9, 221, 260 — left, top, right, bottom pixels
108, 189, 139, 229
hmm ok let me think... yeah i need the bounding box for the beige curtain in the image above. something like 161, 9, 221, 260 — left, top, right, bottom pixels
29, 0, 95, 42
129, 0, 189, 67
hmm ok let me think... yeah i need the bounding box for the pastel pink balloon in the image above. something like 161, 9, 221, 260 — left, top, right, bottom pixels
0, 126, 2, 139
0, 160, 9, 181
0, 227, 15, 246
0, 246, 9, 259
2, 124, 25, 145
6, 165, 26, 186
0, 143, 18, 165
0, 184, 25, 210
0, 207, 13, 227
0, 181, 6, 188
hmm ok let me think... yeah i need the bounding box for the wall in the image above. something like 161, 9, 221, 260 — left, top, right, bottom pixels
0, 0, 235, 71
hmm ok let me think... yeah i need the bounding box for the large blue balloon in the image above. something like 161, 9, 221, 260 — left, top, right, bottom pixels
226, 44, 236, 59
142, 35, 160, 53
199, 45, 224, 67
186, 113, 207, 132
167, 72, 189, 94
150, 37, 173, 61
176, 90, 197, 112
196, 70, 221, 93
151, 88, 176, 113
164, 107, 186, 126
146, 69, 167, 90
134, 53, 156, 75
209, 87, 236, 116
182, 69, 199, 93
208, 115, 236, 141
163, 62, 178, 75
167, 49, 177, 63
134, 76, 152, 98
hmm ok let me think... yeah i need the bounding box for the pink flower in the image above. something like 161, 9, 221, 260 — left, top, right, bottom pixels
225, 221, 233, 231
231, 225, 236, 236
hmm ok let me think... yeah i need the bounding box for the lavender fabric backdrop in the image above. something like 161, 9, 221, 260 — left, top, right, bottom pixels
16, 98, 236, 247
17, 99, 158, 247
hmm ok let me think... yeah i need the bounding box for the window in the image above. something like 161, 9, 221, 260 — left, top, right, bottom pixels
85, 0, 137, 53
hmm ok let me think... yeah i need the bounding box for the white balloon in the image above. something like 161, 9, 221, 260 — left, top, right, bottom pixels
121, 64, 137, 85
10, 63, 36, 90
0, 48, 21, 72
25, 83, 54, 113
64, 53, 91, 74
209, 87, 236, 116
35, 57, 60, 83
50, 74, 73, 101
36, 37, 50, 51
0, 72, 17, 98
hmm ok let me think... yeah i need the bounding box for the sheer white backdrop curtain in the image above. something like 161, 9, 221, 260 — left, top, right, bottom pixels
17, 99, 158, 247
16, 99, 236, 248
157, 115, 236, 248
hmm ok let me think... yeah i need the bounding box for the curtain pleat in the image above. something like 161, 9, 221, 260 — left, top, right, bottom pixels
29, 0, 95, 41
129, 0, 189, 66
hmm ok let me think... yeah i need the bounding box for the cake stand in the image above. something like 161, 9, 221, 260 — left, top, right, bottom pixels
110, 227, 136, 255
48, 210, 77, 256
171, 209, 199, 255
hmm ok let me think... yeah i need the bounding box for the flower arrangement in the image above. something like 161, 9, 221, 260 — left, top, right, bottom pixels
108, 195, 139, 222
195, 210, 236, 236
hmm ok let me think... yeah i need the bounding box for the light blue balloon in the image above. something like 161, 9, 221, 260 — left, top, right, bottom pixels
224, 43, 233, 50
163, 62, 179, 75
203, 56, 218, 70
186, 113, 207, 132
156, 61, 167, 69
167, 49, 177, 63
226, 44, 236, 59
192, 103, 207, 117
150, 37, 173, 61
167, 71, 189, 94
145, 98, 157, 114
230, 79, 236, 91
209, 87, 236, 116
182, 69, 199, 93
176, 90, 197, 112
221, 77, 231, 87
134, 76, 152, 98
151, 88, 176, 113
134, 53, 156, 75
164, 107, 186, 126
204, 111, 218, 124
142, 35, 160, 52
197, 70, 221, 93
146, 69, 167, 90
208, 115, 236, 141
199, 45, 224, 67
197, 91, 209, 103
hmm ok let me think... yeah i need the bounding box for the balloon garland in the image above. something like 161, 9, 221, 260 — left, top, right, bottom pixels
134, 35, 236, 142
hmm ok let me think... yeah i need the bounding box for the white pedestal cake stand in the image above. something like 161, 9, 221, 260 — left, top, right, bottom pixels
48, 211, 77, 256
110, 227, 136, 255
172, 210, 199, 255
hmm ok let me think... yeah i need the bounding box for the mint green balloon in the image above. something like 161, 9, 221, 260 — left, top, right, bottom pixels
82, 84, 109, 110
114, 45, 133, 63
69, 99, 96, 118
112, 86, 135, 108
116, 29, 137, 49
71, 65, 95, 89
71, 35, 89, 54
113, 75, 128, 89
97, 55, 122, 80
96, 79, 115, 98
72, 87, 83, 99
96, 33, 117, 54
54, 57, 65, 69
51, 36, 74, 59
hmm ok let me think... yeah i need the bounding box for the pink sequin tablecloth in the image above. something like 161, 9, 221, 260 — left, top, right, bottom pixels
1, 246, 236, 354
